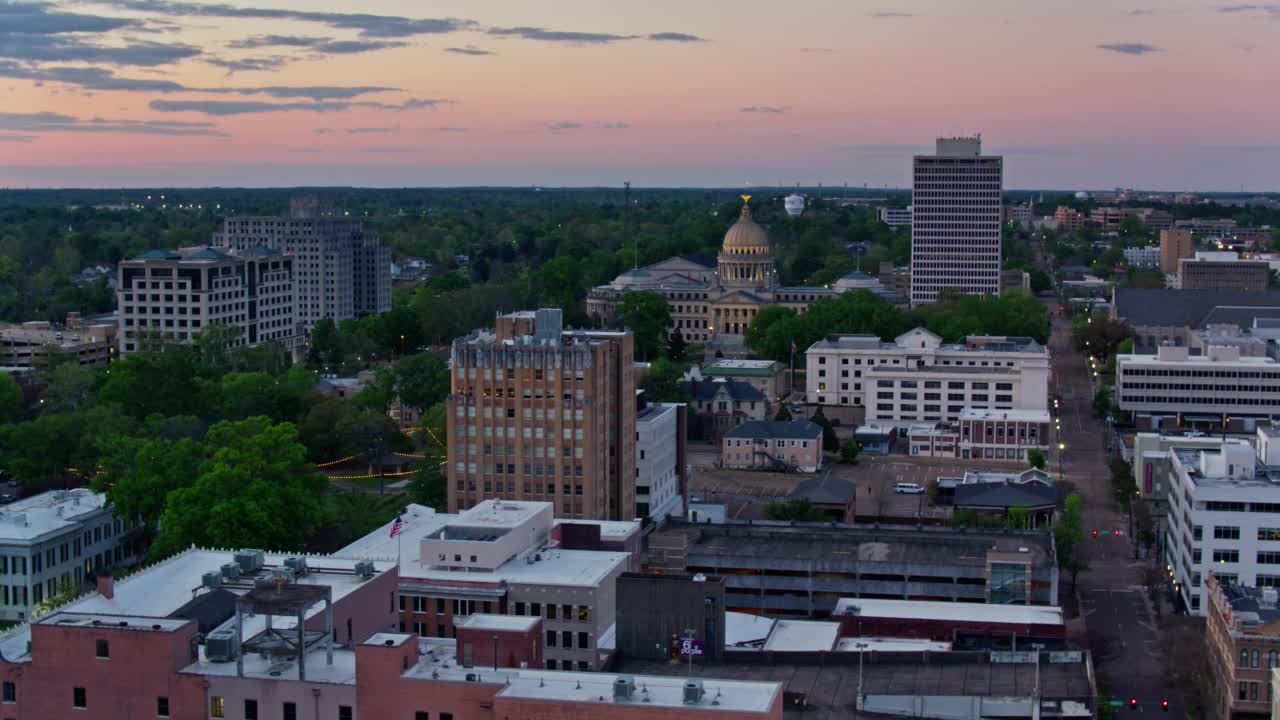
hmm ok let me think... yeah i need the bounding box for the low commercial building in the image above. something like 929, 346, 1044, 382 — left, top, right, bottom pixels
341, 500, 640, 671
1117, 345, 1280, 430
787, 475, 855, 522
0, 544, 775, 720
701, 359, 787, 404
906, 422, 959, 458
1164, 440, 1280, 614
0, 488, 138, 622
0, 319, 115, 368
1110, 287, 1280, 352
1205, 574, 1280, 720
957, 408, 1051, 462
1176, 217, 1239, 237
1132, 431, 1237, 501
635, 400, 687, 520
1178, 252, 1271, 292
647, 521, 1058, 615
615, 572, 727, 661
720, 420, 824, 472
1054, 206, 1086, 233
806, 328, 1050, 422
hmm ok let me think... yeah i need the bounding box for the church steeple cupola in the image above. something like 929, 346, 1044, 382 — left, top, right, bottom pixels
716, 196, 778, 289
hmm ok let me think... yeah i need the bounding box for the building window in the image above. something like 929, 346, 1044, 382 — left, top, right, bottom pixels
95, 639, 109, 659
416, 714, 430, 720
156, 696, 169, 717
2, 681, 14, 703
339, 706, 353, 720
1214, 526, 1241, 540
546, 630, 556, 647
244, 699, 258, 720
209, 696, 223, 717
283, 702, 297, 720
73, 687, 87, 709
1213, 549, 1240, 564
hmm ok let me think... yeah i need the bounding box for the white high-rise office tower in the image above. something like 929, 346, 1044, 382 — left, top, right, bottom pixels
910, 137, 1003, 306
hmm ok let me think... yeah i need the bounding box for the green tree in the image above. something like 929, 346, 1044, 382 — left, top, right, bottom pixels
618, 291, 672, 361
392, 353, 449, 411
148, 416, 327, 560
839, 439, 860, 465
744, 306, 798, 360
1027, 448, 1047, 470
667, 330, 687, 361
94, 433, 203, 534
0, 372, 21, 423
810, 406, 839, 453
1055, 493, 1088, 589
297, 394, 357, 462
764, 498, 826, 522
638, 357, 687, 403
774, 403, 792, 421
1092, 386, 1112, 418
1006, 505, 1030, 530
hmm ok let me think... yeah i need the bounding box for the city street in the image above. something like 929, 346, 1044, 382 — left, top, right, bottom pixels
1046, 299, 1184, 717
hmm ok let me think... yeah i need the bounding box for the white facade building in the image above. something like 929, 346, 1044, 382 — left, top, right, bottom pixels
877, 206, 913, 230
116, 246, 296, 356
1163, 437, 1280, 615
1123, 245, 1161, 268
1117, 345, 1280, 423
0, 488, 136, 622
635, 402, 685, 520
910, 137, 1004, 305
805, 328, 1050, 423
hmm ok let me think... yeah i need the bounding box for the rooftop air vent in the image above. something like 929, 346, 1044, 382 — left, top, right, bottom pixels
354, 560, 375, 579
201, 571, 223, 590
234, 549, 265, 573
283, 556, 308, 577
683, 679, 705, 705
204, 628, 240, 663
220, 563, 241, 580
614, 676, 636, 701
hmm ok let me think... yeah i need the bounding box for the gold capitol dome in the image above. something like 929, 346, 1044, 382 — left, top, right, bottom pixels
721, 194, 770, 254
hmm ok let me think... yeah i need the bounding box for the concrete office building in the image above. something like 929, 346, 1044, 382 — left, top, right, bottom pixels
1179, 252, 1272, 292
956, 408, 1051, 462
1117, 345, 1280, 430
214, 195, 391, 330
446, 309, 637, 520
1163, 440, 1280, 614
1132, 432, 1238, 501
878, 206, 913, 230
1161, 228, 1195, 273
1177, 218, 1239, 238
341, 500, 637, 671
0, 488, 137, 622
635, 400, 687, 520
116, 246, 296, 356
647, 521, 1058, 616
0, 320, 114, 368
806, 328, 1050, 423
910, 137, 1003, 305
1054, 206, 1086, 233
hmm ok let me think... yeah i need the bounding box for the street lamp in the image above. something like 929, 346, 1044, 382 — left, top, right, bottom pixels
1057, 442, 1066, 480
1030, 642, 1045, 720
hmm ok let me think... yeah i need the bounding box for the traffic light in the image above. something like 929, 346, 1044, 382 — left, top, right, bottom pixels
1130, 698, 1138, 710
1092, 530, 1098, 537
1161, 699, 1170, 712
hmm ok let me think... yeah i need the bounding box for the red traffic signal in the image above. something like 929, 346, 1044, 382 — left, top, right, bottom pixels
1129, 698, 1138, 710
1092, 530, 1099, 537
1161, 700, 1169, 711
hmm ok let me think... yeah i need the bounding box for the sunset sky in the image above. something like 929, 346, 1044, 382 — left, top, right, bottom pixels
1, 0, 1277, 189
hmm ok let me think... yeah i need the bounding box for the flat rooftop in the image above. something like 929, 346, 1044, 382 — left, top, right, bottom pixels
0, 549, 393, 663
832, 598, 1064, 627
704, 359, 784, 375
0, 488, 107, 541
958, 408, 1052, 422
762, 620, 840, 653
662, 521, 1054, 570
342, 505, 630, 588
614, 655, 1093, 719
835, 637, 952, 653
184, 640, 357, 685
399, 637, 781, 714
1119, 353, 1278, 366
39, 612, 190, 633
457, 614, 540, 632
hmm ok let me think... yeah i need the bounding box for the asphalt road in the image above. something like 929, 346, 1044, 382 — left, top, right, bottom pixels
1045, 297, 1184, 718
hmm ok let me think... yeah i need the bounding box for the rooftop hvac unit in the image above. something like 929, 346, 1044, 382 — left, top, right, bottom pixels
283, 557, 308, 577
205, 629, 240, 663
683, 679, 705, 705
354, 560, 375, 579
613, 676, 636, 701
201, 571, 223, 590
253, 567, 295, 588
234, 549, 265, 573
220, 563, 241, 580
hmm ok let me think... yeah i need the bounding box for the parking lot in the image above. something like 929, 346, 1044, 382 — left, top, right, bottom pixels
686, 442, 1028, 522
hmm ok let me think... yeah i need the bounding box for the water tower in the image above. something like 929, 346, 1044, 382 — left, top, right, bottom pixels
784, 193, 805, 217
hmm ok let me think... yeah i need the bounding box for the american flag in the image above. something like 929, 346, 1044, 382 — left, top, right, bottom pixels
389, 515, 404, 538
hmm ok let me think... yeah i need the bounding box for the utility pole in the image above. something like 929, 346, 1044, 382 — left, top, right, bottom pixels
1030, 642, 1045, 720
855, 641, 869, 709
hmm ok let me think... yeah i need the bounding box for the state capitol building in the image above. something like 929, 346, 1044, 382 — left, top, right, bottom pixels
586, 198, 894, 348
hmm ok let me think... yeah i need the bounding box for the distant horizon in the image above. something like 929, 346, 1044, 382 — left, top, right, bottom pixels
3, 1, 1278, 191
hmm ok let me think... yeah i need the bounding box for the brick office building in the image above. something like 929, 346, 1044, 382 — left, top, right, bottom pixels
446, 309, 637, 520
